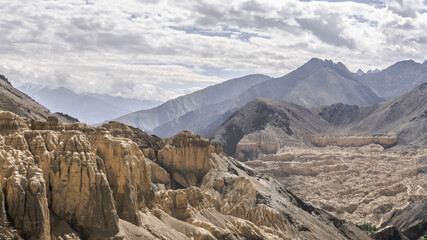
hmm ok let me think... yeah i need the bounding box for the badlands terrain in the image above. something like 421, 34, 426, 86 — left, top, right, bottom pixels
245, 145, 426, 227
0, 61, 426, 239
0, 112, 370, 239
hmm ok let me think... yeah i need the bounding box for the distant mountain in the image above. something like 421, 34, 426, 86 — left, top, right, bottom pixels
236, 58, 383, 107
148, 58, 384, 137
207, 98, 330, 160
358, 60, 427, 100
19, 84, 162, 125
0, 74, 75, 122
346, 82, 427, 146
356, 69, 364, 76
113, 74, 272, 132
209, 82, 427, 160
314, 82, 427, 146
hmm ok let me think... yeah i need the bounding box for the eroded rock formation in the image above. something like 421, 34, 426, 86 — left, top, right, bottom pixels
245, 144, 427, 228
0, 111, 370, 239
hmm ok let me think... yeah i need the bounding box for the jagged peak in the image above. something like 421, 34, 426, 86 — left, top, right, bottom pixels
302, 58, 353, 74
0, 74, 11, 86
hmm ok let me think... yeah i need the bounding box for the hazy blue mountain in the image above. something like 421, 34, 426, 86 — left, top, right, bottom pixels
113, 74, 272, 132
358, 60, 427, 100
18, 84, 161, 124
150, 58, 384, 137
0, 75, 76, 123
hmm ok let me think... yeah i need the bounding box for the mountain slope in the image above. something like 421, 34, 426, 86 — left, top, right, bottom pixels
208, 98, 330, 160
358, 60, 427, 100
113, 74, 272, 131
375, 199, 427, 240
346, 82, 427, 146
151, 58, 383, 138
18, 84, 161, 125
237, 58, 383, 106
0, 74, 74, 123
316, 82, 427, 146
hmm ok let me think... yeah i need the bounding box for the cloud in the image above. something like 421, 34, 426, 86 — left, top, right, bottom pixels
0, 0, 426, 102
297, 15, 356, 48
384, 0, 425, 18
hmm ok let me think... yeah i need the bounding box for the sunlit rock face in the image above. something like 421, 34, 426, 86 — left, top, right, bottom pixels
0, 112, 369, 239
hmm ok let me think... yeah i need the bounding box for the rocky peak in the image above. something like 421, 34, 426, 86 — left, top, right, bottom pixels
0, 111, 29, 135
31, 116, 64, 131
158, 131, 223, 189
298, 58, 357, 81
101, 121, 163, 151
0, 74, 11, 86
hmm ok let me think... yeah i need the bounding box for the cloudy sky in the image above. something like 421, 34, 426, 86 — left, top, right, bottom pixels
0, 0, 426, 101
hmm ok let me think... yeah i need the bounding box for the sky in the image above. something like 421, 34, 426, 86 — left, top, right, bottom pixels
0, 0, 426, 102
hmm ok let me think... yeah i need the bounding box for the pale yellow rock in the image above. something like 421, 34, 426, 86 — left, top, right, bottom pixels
0, 113, 371, 240
89, 131, 154, 226
0, 111, 29, 135
49, 132, 120, 239
158, 131, 222, 188
310, 136, 398, 148
3, 162, 50, 239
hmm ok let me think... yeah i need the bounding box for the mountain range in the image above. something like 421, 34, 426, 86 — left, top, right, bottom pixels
115, 58, 427, 138
148, 58, 426, 138
0, 73, 372, 240
210, 82, 427, 161
18, 83, 162, 125
358, 59, 427, 100
0, 59, 425, 239
113, 74, 272, 131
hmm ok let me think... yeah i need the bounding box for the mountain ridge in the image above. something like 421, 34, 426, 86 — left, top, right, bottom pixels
113, 74, 272, 131
19, 84, 162, 125
147, 58, 384, 138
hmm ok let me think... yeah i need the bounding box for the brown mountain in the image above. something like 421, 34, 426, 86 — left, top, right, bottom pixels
208, 97, 330, 161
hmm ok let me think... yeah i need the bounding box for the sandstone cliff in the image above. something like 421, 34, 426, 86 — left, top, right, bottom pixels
0, 111, 370, 239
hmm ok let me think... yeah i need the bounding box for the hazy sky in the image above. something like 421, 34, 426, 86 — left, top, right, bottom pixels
1, 0, 426, 101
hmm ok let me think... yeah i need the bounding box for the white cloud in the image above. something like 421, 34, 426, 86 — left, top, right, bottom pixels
0, 0, 426, 102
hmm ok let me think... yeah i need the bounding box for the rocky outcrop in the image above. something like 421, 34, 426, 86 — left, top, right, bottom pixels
310, 136, 398, 148
378, 199, 427, 240
0, 112, 371, 240
158, 131, 221, 188
89, 131, 153, 225
2, 162, 50, 239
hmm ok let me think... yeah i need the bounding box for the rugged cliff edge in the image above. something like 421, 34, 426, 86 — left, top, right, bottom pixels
0, 111, 370, 239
